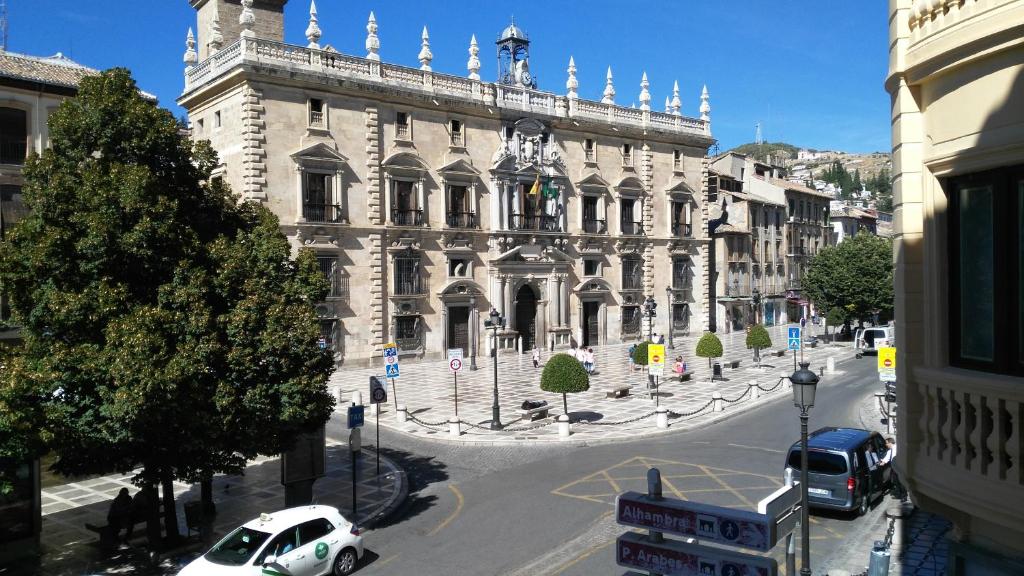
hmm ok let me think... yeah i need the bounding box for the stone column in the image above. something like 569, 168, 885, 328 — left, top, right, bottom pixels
441, 305, 448, 350
599, 302, 608, 345
537, 300, 546, 351
490, 178, 501, 230
499, 276, 508, 317
295, 166, 306, 222
417, 177, 427, 224
383, 173, 393, 224
559, 275, 568, 327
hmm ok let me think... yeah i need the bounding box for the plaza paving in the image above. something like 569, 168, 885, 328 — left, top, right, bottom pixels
330, 324, 856, 443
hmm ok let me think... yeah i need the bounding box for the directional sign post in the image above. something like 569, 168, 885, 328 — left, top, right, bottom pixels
616, 532, 778, 576
448, 348, 463, 417
383, 343, 399, 411
788, 327, 801, 371
368, 376, 387, 476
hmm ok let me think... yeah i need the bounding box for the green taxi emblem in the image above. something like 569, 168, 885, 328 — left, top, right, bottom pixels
315, 542, 329, 560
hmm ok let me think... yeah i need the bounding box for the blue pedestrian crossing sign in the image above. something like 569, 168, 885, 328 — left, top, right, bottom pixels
787, 327, 801, 351
383, 342, 400, 378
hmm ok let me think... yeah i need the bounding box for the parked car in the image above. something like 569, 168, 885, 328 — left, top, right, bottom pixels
784, 427, 891, 516
854, 325, 895, 357
176, 505, 363, 576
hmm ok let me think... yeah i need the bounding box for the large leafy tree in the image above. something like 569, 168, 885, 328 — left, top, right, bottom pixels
802, 232, 894, 328
0, 69, 334, 538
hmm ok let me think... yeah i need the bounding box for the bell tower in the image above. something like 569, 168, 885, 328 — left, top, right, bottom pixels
190, 0, 288, 61
496, 19, 536, 89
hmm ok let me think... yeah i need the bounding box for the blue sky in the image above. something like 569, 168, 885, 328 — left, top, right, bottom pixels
10, 0, 890, 153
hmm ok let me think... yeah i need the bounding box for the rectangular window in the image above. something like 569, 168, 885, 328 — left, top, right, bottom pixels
672, 259, 689, 290
394, 252, 422, 295
319, 319, 337, 352
673, 149, 682, 170
446, 185, 472, 228
196, 118, 204, 133
622, 143, 633, 166
309, 98, 325, 127
621, 199, 638, 235
622, 306, 641, 336
708, 176, 718, 203
449, 119, 463, 146
395, 316, 421, 349
316, 255, 344, 298
214, 110, 221, 129
672, 303, 690, 333
583, 258, 599, 277
303, 173, 336, 223
621, 256, 643, 290
448, 257, 469, 278
948, 165, 1024, 374
392, 180, 421, 225
396, 111, 410, 139
0, 107, 28, 164
584, 139, 595, 162
582, 196, 604, 233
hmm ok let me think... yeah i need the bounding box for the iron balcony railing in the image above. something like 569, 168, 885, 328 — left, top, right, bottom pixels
391, 208, 424, 226
622, 274, 644, 291
394, 274, 426, 296
582, 219, 607, 234
303, 203, 342, 223
622, 309, 641, 335
671, 222, 693, 237
446, 211, 476, 228
511, 214, 560, 232
396, 123, 410, 139
620, 221, 644, 235
0, 139, 26, 165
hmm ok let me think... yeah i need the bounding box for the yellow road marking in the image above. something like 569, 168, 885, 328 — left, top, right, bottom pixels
600, 469, 622, 493
639, 457, 689, 501
375, 554, 399, 568
699, 465, 757, 508
426, 484, 464, 537
553, 538, 615, 575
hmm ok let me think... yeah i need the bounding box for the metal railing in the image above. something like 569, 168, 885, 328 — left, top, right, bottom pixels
672, 222, 693, 237
391, 208, 424, 226
582, 219, 607, 234
396, 123, 410, 139
450, 132, 464, 147
620, 221, 644, 236
309, 110, 324, 127
0, 140, 26, 165
445, 211, 476, 228
622, 274, 644, 291
510, 214, 560, 232
393, 275, 426, 296
303, 203, 342, 223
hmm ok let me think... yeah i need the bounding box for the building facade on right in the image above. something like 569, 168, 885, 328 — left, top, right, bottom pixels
887, 1, 1024, 573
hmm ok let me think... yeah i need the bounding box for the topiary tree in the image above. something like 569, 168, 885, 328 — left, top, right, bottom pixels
695, 332, 723, 369
540, 353, 590, 417
631, 341, 651, 366
745, 324, 772, 367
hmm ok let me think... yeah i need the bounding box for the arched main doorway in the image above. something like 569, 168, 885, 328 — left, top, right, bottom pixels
514, 285, 538, 352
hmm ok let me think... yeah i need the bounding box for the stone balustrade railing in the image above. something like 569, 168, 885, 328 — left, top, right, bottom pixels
907, 0, 1016, 43
184, 37, 709, 138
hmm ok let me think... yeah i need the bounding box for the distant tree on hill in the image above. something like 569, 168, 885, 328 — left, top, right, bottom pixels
730, 142, 799, 163
852, 169, 863, 192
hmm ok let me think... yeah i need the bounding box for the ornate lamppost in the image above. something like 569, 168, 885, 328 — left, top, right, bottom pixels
752, 287, 762, 325
643, 295, 657, 342
790, 362, 820, 576
484, 307, 506, 430
469, 295, 478, 371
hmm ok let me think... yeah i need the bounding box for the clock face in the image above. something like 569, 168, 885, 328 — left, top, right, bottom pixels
520, 71, 532, 86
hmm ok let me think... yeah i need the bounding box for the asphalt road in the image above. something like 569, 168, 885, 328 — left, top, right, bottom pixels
328, 356, 884, 576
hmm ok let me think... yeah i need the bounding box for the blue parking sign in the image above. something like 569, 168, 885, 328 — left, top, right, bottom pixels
788, 327, 801, 350
347, 405, 364, 429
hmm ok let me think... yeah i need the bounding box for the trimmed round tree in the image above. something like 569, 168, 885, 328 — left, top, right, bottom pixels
631, 341, 652, 367
745, 324, 772, 367
540, 352, 591, 416
695, 332, 724, 369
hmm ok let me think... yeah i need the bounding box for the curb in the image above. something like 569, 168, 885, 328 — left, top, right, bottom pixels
353, 448, 409, 530
358, 348, 860, 447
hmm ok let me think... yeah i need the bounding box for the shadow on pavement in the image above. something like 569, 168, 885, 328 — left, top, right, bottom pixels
370, 447, 448, 530
571, 411, 603, 423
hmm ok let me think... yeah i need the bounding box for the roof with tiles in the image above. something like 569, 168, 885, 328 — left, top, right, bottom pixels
770, 177, 832, 198
0, 51, 98, 90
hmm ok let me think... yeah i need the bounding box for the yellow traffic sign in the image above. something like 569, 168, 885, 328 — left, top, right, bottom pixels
648, 344, 665, 368
878, 347, 896, 371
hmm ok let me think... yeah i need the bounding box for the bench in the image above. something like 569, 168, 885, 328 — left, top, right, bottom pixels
677, 369, 694, 382
605, 384, 632, 399
723, 358, 742, 369
772, 349, 788, 357
804, 339, 818, 349
521, 405, 551, 421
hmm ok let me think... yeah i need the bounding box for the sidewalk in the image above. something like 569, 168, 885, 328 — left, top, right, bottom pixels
331, 324, 856, 444
4, 444, 406, 576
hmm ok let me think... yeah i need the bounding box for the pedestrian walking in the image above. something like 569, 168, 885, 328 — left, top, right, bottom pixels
584, 347, 595, 374
532, 347, 540, 368
628, 343, 637, 371
879, 436, 906, 500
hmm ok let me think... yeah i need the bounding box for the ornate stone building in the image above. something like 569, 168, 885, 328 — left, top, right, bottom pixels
180, 0, 714, 366
888, 0, 1024, 572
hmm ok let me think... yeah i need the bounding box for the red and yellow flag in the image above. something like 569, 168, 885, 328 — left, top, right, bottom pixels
528, 174, 541, 196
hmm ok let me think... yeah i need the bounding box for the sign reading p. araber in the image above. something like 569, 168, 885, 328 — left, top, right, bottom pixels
616, 532, 777, 576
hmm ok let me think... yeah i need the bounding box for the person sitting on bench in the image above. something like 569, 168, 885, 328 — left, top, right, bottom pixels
107, 488, 133, 544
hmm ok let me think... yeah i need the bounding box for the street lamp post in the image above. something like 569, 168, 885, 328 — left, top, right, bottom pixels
665, 286, 674, 350
791, 361, 820, 576
643, 295, 657, 342
469, 296, 478, 371
484, 307, 506, 430
752, 287, 762, 325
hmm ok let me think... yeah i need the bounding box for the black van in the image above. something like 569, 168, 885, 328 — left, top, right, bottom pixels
784, 427, 891, 516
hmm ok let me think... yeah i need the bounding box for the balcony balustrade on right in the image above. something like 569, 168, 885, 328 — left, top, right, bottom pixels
303, 203, 343, 223
511, 213, 560, 232
672, 221, 693, 238
391, 208, 424, 226
445, 211, 476, 228
582, 218, 607, 234
620, 220, 644, 236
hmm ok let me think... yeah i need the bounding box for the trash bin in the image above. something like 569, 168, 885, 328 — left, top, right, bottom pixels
712, 362, 722, 381
184, 501, 203, 537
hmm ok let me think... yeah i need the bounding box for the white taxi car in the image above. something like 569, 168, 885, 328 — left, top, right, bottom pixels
177, 505, 363, 576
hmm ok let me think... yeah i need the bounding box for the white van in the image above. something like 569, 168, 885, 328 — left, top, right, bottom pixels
855, 325, 894, 356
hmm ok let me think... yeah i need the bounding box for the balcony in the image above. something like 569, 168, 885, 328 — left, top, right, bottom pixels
582, 219, 607, 234
724, 283, 750, 297
511, 214, 560, 232
0, 139, 26, 165
393, 275, 427, 296
396, 123, 410, 140
391, 208, 424, 226
446, 211, 476, 228
303, 203, 343, 223
450, 132, 464, 147
671, 222, 693, 238
620, 221, 644, 236
309, 110, 324, 128
584, 149, 596, 163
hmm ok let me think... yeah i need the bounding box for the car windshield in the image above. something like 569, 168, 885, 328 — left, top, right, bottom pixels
788, 449, 848, 475
205, 526, 272, 566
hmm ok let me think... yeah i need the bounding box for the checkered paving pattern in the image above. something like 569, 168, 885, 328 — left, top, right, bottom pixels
331, 325, 854, 443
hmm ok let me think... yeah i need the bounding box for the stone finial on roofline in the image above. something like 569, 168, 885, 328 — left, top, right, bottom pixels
366, 12, 380, 61
639, 72, 651, 111
664, 96, 671, 113
419, 26, 433, 71
306, 0, 322, 49
467, 34, 481, 80
208, 11, 223, 53
239, 0, 255, 38
601, 66, 615, 105
671, 80, 682, 116
184, 28, 198, 68
566, 56, 578, 99
700, 84, 711, 122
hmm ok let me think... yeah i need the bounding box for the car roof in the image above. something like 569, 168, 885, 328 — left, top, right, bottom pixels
241, 505, 343, 534
791, 427, 873, 452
